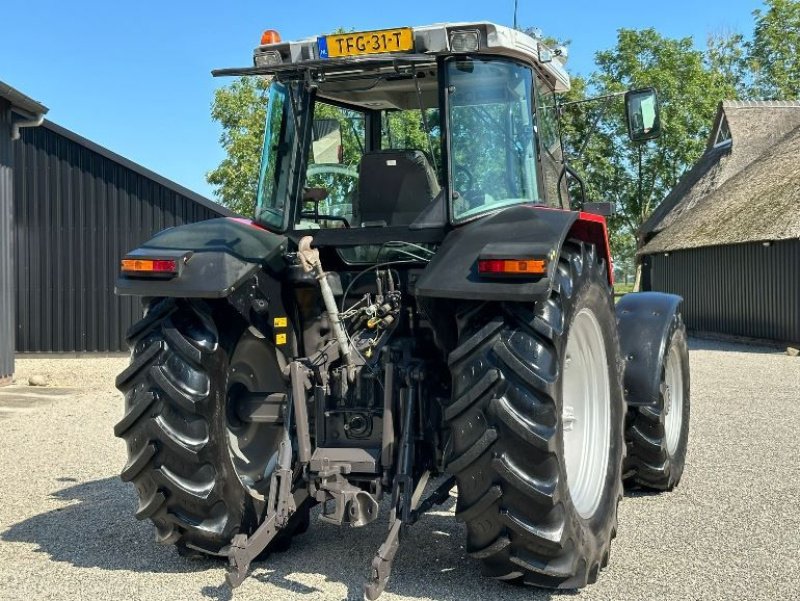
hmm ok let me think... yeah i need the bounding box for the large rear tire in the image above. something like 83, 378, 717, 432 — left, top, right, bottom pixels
445, 241, 624, 588
625, 318, 690, 490
114, 298, 308, 556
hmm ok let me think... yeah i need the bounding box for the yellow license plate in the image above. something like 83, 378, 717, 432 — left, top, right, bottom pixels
318, 28, 414, 59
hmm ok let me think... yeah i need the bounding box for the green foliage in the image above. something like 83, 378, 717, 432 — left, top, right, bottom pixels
206, 76, 270, 215
561, 29, 734, 275
207, 77, 436, 216
706, 31, 751, 99
749, 0, 800, 99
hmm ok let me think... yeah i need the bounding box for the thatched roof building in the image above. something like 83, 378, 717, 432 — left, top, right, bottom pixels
640, 101, 800, 344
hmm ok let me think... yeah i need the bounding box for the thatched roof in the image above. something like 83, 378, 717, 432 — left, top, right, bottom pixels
641, 101, 800, 254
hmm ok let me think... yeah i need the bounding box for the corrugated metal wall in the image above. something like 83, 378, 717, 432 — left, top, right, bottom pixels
643, 240, 800, 344
0, 100, 14, 380
13, 121, 232, 352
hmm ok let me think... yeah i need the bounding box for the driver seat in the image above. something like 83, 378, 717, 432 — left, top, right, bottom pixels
356, 150, 440, 227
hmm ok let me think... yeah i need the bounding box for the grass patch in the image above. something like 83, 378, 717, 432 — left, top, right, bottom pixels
614, 282, 635, 295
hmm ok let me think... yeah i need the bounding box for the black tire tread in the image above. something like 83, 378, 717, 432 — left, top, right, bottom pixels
445, 241, 623, 589
115, 298, 306, 556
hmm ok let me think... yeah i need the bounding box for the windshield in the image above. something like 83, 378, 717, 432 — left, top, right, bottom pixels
255, 81, 297, 228
447, 58, 541, 222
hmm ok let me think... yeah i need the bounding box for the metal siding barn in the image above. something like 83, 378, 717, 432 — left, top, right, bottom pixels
644, 241, 800, 343
641, 101, 800, 345
0, 82, 49, 383
13, 120, 234, 353
0, 99, 13, 383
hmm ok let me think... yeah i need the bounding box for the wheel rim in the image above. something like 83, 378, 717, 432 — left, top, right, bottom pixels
663, 344, 684, 455
225, 332, 284, 500
562, 308, 611, 519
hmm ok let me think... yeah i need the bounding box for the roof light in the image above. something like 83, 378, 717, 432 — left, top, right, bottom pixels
121, 258, 178, 275
260, 29, 281, 45
449, 30, 480, 53
478, 258, 547, 276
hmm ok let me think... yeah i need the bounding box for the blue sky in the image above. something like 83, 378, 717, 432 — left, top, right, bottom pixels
2, 0, 762, 202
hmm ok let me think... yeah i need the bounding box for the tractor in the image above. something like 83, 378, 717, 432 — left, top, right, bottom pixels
114, 22, 690, 599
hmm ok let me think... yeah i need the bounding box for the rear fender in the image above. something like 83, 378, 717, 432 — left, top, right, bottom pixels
115, 218, 288, 298
414, 205, 612, 303
616, 292, 684, 407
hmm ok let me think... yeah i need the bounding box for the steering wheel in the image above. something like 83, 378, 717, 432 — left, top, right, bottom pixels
304, 163, 359, 225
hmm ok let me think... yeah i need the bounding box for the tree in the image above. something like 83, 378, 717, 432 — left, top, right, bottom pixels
558, 29, 736, 284
706, 31, 750, 99
748, 0, 800, 99
207, 76, 270, 215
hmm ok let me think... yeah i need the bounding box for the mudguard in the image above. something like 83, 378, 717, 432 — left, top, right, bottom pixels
414, 205, 578, 302
615, 292, 684, 407
115, 218, 288, 298
414, 205, 611, 303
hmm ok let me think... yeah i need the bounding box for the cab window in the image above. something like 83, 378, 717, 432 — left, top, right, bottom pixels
447, 58, 542, 222
534, 76, 568, 207
298, 100, 366, 229
381, 108, 442, 181
255, 82, 297, 229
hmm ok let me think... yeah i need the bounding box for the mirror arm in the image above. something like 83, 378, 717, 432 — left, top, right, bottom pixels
573, 98, 613, 163
558, 90, 627, 108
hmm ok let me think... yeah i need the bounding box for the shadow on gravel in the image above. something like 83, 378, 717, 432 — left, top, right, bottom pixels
0, 477, 216, 574
1, 478, 563, 601
199, 491, 564, 601
623, 486, 664, 499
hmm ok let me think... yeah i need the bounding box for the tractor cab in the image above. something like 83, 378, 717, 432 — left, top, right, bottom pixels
214, 23, 572, 244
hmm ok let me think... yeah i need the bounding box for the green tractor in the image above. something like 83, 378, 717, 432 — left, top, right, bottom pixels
114, 22, 690, 599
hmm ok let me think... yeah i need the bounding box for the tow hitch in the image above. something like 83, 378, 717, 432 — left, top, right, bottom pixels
223, 356, 455, 599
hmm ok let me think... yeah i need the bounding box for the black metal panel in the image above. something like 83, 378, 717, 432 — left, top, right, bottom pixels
643, 240, 800, 344
0, 100, 14, 379
415, 205, 577, 302
13, 121, 234, 352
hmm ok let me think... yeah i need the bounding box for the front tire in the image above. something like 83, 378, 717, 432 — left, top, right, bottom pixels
114, 298, 307, 556
445, 241, 624, 588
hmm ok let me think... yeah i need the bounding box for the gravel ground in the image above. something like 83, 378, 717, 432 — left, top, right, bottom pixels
1, 339, 799, 601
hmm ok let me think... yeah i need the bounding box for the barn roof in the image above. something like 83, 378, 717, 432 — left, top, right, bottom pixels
641, 101, 800, 254
0, 80, 48, 116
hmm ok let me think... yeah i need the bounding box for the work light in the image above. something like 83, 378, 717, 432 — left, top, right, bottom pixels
449, 30, 480, 52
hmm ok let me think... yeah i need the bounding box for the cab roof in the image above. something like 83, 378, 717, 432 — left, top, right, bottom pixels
212, 22, 570, 93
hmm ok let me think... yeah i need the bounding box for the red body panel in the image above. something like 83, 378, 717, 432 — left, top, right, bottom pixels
570, 212, 614, 285
528, 206, 614, 285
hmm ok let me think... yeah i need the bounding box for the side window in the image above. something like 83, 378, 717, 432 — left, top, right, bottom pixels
300, 101, 365, 229
256, 82, 296, 228
534, 77, 567, 207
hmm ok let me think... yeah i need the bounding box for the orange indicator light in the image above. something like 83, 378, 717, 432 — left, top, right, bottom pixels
121, 259, 177, 274
260, 29, 282, 45
478, 258, 547, 275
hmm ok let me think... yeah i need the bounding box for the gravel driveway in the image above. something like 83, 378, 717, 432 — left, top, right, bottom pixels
1, 339, 798, 601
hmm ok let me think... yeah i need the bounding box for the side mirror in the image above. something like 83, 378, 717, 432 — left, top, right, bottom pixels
625, 88, 661, 142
